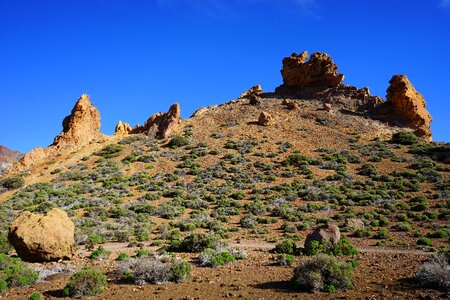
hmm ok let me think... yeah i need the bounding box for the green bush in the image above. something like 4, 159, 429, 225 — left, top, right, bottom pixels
63, 269, 107, 298
0, 254, 38, 290
303, 238, 358, 256
291, 254, 354, 292
89, 246, 111, 260
170, 233, 220, 253
392, 131, 419, 145
29, 292, 42, 300
168, 136, 189, 149
94, 144, 123, 158
272, 239, 297, 254
116, 252, 129, 261
417, 237, 433, 246
198, 248, 236, 267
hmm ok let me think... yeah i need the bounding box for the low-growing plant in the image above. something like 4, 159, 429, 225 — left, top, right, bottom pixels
272, 239, 297, 255
274, 254, 295, 266
416, 254, 449, 290
303, 238, 358, 256
63, 269, 107, 298
0, 254, 38, 290
168, 136, 189, 149
392, 131, 418, 145
89, 246, 111, 260
291, 254, 354, 292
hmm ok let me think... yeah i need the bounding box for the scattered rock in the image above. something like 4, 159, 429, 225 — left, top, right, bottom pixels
238, 85, 263, 99
53, 94, 102, 147
114, 121, 132, 135
304, 224, 341, 247
278, 51, 344, 90
345, 218, 365, 229
258, 111, 273, 126
281, 99, 300, 110
323, 102, 332, 111
131, 103, 182, 139
8, 208, 75, 262
0, 146, 23, 176
379, 75, 432, 140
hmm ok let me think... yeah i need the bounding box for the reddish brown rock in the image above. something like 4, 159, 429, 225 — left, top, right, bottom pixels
323, 102, 332, 112
131, 103, 182, 139
382, 75, 432, 140
114, 121, 132, 135
258, 111, 273, 126
304, 224, 341, 247
238, 85, 263, 99
53, 94, 102, 147
8, 208, 75, 262
278, 51, 344, 90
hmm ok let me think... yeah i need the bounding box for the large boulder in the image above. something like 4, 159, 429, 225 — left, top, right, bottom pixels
131, 103, 182, 139
304, 224, 341, 247
380, 75, 432, 140
53, 94, 102, 147
8, 208, 75, 262
278, 51, 344, 90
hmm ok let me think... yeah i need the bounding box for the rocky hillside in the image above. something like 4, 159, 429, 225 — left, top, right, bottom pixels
0, 51, 448, 299
0, 145, 23, 176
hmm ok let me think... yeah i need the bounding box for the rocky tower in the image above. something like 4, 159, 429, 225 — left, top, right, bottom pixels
52, 94, 102, 147
384, 75, 432, 141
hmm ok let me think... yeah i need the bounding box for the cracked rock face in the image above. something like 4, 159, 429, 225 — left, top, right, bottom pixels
279, 51, 344, 89
52, 94, 102, 147
382, 75, 432, 140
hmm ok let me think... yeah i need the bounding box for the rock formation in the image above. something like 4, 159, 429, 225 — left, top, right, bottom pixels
323, 102, 332, 112
191, 107, 209, 118
277, 51, 344, 91
238, 85, 263, 99
114, 121, 132, 135
131, 103, 182, 139
8, 208, 75, 262
304, 224, 341, 247
53, 94, 102, 147
379, 75, 432, 140
258, 111, 273, 126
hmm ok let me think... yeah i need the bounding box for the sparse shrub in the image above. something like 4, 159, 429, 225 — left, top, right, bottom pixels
0, 176, 25, 192
392, 131, 418, 145
94, 144, 123, 158
272, 239, 297, 254
427, 229, 449, 238
62, 269, 107, 298
116, 252, 129, 261
168, 136, 189, 149
89, 246, 111, 260
0, 254, 38, 289
199, 248, 235, 267
303, 238, 358, 256
416, 254, 449, 290
170, 233, 221, 253
274, 254, 295, 266
119, 256, 191, 284
29, 292, 42, 300
291, 254, 354, 292
417, 237, 433, 246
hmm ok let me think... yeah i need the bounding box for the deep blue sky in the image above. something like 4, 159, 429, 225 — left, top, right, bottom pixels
1, 0, 449, 152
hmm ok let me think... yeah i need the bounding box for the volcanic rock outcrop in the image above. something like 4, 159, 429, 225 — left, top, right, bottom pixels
277, 51, 344, 91
115, 121, 132, 135
53, 94, 102, 147
131, 103, 182, 139
258, 111, 273, 126
281, 99, 300, 110
8, 208, 75, 262
379, 75, 432, 140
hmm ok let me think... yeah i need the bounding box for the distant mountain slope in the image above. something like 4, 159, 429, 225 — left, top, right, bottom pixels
0, 145, 23, 176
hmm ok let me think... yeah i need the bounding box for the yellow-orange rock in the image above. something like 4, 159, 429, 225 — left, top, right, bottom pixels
282, 99, 300, 110
115, 121, 132, 135
52, 94, 102, 147
279, 51, 344, 89
131, 103, 181, 139
8, 208, 75, 262
385, 75, 432, 140
238, 85, 263, 99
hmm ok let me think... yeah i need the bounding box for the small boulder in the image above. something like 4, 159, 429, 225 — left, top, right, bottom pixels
8, 208, 75, 262
304, 224, 341, 247
282, 99, 300, 110
191, 107, 208, 118
131, 103, 182, 139
258, 111, 273, 126
323, 102, 332, 112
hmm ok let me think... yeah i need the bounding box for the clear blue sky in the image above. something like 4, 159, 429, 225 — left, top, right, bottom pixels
1, 0, 449, 152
